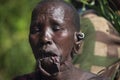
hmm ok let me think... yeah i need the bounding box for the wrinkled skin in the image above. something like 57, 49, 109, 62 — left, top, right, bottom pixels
29, 2, 96, 80
29, 2, 76, 75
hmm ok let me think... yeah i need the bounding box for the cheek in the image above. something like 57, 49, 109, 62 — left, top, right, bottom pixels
29, 34, 40, 59
54, 33, 74, 56
62, 37, 74, 56
29, 34, 39, 47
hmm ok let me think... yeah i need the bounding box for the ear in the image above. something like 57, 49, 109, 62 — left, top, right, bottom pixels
74, 32, 84, 54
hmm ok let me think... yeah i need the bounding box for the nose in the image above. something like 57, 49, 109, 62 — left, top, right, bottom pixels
40, 28, 52, 45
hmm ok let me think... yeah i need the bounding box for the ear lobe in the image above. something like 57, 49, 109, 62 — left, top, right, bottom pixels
74, 32, 84, 54
75, 32, 84, 42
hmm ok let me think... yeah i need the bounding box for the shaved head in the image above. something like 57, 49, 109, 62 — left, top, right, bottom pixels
31, 0, 80, 32
29, 0, 83, 77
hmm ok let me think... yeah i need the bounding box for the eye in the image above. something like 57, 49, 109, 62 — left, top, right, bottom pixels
30, 27, 40, 34
30, 24, 42, 34
52, 25, 62, 32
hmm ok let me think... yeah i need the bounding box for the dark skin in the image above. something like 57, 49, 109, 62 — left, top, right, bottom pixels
29, 1, 96, 80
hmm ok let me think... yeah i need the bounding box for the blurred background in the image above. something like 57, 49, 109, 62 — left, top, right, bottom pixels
0, 0, 40, 80
0, 0, 120, 80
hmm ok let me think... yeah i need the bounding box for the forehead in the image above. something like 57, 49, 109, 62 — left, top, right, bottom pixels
36, 2, 66, 13
32, 2, 72, 23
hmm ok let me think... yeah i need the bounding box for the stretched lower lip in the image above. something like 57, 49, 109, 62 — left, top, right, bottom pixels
40, 56, 60, 64
38, 56, 60, 75
51, 56, 60, 63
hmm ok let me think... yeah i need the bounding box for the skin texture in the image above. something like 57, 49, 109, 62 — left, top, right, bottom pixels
29, 1, 95, 80
29, 2, 76, 75
29, 1, 80, 75
13, 1, 101, 80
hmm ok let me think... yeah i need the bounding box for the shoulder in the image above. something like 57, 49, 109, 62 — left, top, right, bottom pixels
80, 70, 110, 80
13, 73, 34, 80
80, 72, 109, 80
80, 71, 96, 80
13, 71, 41, 80
72, 67, 96, 80
13, 75, 28, 80
74, 67, 109, 80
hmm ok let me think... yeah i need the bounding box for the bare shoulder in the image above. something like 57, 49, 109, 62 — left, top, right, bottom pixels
74, 67, 109, 80
79, 70, 96, 80
12, 71, 39, 80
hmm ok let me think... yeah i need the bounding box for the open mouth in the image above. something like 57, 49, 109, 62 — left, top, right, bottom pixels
36, 50, 60, 65
40, 56, 60, 65
38, 54, 60, 75
40, 51, 58, 58
38, 50, 60, 61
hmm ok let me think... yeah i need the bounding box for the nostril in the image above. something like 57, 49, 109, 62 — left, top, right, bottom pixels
41, 36, 52, 45
39, 40, 52, 47
46, 41, 52, 45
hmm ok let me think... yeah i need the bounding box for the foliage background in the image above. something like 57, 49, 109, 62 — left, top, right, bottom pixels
0, 0, 40, 80
0, 0, 120, 80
